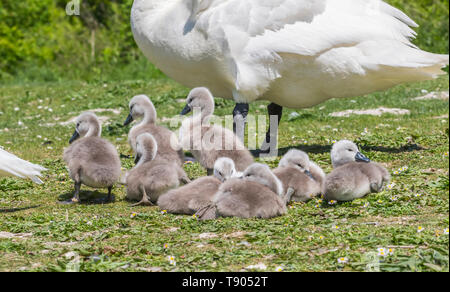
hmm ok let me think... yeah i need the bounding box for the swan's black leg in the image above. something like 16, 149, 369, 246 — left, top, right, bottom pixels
260, 103, 283, 154
233, 103, 249, 143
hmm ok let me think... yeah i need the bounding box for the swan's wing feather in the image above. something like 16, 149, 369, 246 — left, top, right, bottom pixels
196, 0, 417, 53
378, 0, 418, 28
195, 0, 326, 37
247, 0, 418, 56
194, 0, 445, 101
193, 0, 327, 100
0, 149, 47, 184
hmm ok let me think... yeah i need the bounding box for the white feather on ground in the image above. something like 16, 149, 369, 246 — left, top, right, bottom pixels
0, 148, 47, 184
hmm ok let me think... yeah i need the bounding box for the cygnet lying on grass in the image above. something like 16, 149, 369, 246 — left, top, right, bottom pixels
157, 157, 239, 215
324, 140, 390, 202
126, 133, 190, 206
196, 163, 287, 220
273, 149, 325, 202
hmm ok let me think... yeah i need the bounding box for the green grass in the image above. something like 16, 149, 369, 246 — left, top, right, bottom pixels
0, 75, 448, 272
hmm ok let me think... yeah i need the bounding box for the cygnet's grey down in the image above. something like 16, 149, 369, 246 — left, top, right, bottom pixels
124, 94, 184, 166
63, 112, 121, 203
196, 163, 287, 220
273, 149, 325, 202
157, 157, 239, 215
179, 87, 254, 175
126, 133, 190, 206
324, 140, 391, 202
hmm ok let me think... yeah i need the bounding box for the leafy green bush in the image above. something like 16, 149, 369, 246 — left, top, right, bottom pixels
0, 0, 448, 83
387, 0, 449, 54
0, 0, 151, 82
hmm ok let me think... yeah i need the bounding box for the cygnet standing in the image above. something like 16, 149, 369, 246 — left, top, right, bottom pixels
157, 157, 239, 215
179, 87, 254, 174
126, 133, 190, 206
324, 140, 391, 202
196, 163, 287, 220
273, 149, 325, 202
63, 112, 121, 203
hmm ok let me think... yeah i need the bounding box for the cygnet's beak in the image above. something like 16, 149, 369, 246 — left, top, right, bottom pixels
304, 170, 314, 180
69, 130, 80, 144
123, 113, 134, 126
355, 152, 371, 163
134, 154, 142, 165
180, 104, 192, 115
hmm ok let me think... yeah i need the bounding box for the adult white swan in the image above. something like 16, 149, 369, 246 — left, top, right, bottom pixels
131, 0, 449, 151
0, 148, 47, 184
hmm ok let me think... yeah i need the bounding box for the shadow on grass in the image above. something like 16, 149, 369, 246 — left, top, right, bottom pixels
0, 205, 41, 213
251, 143, 425, 157
58, 191, 116, 205
360, 144, 426, 153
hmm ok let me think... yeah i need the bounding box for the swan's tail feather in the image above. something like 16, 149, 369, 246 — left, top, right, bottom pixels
381, 51, 449, 81
356, 40, 449, 85
422, 54, 449, 78
0, 149, 47, 184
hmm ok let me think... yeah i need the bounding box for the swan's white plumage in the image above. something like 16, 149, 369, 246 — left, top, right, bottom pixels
131, 0, 449, 107
0, 148, 47, 184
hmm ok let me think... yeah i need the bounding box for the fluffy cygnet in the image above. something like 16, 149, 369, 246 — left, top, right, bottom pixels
126, 133, 190, 206
273, 149, 325, 202
124, 95, 184, 165
179, 87, 254, 174
157, 157, 239, 215
324, 140, 391, 202
63, 112, 121, 203
196, 163, 287, 220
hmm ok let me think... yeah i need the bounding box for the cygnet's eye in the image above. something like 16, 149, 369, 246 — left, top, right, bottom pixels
76, 122, 81, 128
348, 149, 354, 152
